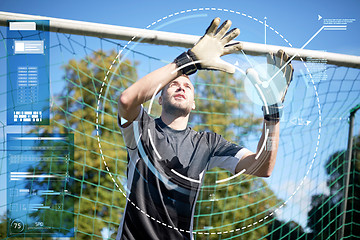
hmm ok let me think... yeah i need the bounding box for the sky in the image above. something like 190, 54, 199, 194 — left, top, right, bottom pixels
0, 0, 359, 235
1, 0, 359, 54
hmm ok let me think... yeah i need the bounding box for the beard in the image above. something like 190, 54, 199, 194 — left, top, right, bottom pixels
162, 98, 192, 118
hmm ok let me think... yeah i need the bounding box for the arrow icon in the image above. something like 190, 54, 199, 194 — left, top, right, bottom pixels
318, 15, 322, 21
120, 117, 128, 125
290, 118, 311, 126
290, 118, 297, 125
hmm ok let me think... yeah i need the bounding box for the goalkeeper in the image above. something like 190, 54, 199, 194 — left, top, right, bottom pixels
116, 18, 293, 240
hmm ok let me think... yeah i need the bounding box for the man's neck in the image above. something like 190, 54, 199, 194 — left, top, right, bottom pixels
160, 113, 189, 130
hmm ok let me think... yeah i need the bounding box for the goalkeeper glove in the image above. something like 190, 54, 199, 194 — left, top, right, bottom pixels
174, 17, 243, 75
246, 50, 294, 122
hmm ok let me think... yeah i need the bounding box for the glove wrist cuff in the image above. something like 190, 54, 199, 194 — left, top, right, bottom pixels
173, 50, 199, 76
262, 103, 283, 122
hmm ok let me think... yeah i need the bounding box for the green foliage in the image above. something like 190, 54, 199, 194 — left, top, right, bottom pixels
194, 175, 281, 239
192, 71, 262, 142
2, 50, 283, 239
24, 49, 137, 239
265, 136, 360, 240
0, 212, 6, 239
21, 136, 75, 238
307, 136, 360, 239
190, 71, 281, 239
266, 217, 308, 240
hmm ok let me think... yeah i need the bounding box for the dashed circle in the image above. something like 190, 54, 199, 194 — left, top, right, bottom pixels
95, 8, 322, 235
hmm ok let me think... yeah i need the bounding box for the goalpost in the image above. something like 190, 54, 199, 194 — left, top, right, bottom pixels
1, 11, 360, 68
0, 11, 359, 240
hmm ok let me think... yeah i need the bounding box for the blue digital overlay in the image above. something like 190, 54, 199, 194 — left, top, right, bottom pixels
7, 133, 74, 238
7, 20, 50, 125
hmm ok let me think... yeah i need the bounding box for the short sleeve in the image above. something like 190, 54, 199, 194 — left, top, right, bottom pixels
207, 133, 249, 174
118, 106, 145, 150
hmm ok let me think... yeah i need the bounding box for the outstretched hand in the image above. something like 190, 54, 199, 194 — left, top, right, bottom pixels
190, 17, 243, 73
246, 50, 294, 120
174, 18, 242, 75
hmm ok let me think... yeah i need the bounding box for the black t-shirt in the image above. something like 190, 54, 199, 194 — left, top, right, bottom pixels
116, 107, 246, 240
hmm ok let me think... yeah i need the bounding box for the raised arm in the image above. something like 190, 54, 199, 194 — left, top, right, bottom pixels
118, 63, 180, 127
235, 120, 279, 177
235, 50, 294, 177
118, 17, 243, 127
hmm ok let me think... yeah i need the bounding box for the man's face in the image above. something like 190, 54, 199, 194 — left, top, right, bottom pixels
159, 75, 195, 117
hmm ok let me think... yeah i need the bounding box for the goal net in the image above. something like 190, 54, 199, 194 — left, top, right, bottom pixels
0, 12, 359, 240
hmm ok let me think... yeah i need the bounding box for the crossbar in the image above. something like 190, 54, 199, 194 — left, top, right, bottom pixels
1, 11, 360, 68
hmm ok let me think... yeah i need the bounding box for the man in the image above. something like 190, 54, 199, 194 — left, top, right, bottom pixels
116, 18, 293, 240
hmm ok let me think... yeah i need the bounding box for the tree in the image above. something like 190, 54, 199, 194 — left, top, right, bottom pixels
0, 212, 6, 239
192, 70, 262, 141
190, 71, 282, 239
22, 49, 136, 239
1, 50, 283, 239
266, 217, 311, 240
307, 136, 360, 239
